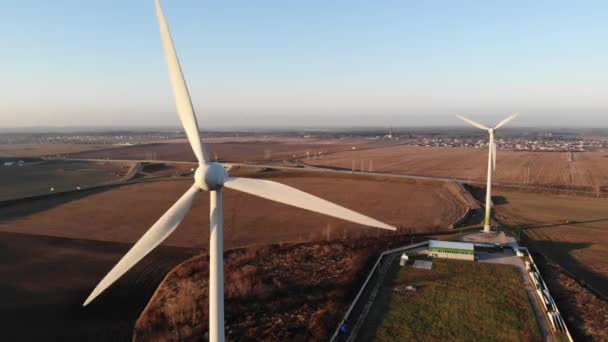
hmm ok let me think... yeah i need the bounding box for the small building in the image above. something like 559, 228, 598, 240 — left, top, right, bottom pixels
428, 240, 475, 261
399, 253, 409, 266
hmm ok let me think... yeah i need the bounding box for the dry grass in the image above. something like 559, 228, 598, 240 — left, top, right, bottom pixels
134, 236, 419, 341
533, 256, 608, 342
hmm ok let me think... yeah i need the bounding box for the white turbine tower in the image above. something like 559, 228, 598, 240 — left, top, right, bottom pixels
456, 113, 518, 233
83, 1, 396, 342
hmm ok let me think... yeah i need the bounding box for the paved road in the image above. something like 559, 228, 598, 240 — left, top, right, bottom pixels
63, 157, 599, 196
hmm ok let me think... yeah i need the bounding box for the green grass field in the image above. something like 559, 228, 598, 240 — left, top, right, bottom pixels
360, 259, 541, 342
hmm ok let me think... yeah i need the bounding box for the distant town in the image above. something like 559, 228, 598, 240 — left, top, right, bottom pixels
2, 128, 608, 153
408, 136, 608, 152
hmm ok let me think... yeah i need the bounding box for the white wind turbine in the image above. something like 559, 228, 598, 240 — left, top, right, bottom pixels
83, 1, 396, 341
456, 113, 518, 233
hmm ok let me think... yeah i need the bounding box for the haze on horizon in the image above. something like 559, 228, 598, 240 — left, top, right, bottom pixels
1, 0, 607, 129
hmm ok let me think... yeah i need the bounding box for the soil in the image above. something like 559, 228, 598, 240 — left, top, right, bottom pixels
0, 171, 467, 249
0, 231, 198, 341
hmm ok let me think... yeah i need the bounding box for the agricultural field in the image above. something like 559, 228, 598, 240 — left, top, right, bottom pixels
357, 258, 541, 342
0, 170, 468, 248
72, 139, 387, 163
0, 168, 468, 340
535, 258, 608, 341
0, 160, 138, 201
306, 144, 608, 190
494, 189, 608, 293
0, 143, 113, 157
0, 231, 198, 341
494, 189, 608, 341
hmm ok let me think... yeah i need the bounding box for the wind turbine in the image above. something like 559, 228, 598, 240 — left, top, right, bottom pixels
456, 113, 518, 233
83, 1, 396, 342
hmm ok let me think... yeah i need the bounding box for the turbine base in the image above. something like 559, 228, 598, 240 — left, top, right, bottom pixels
482, 224, 492, 233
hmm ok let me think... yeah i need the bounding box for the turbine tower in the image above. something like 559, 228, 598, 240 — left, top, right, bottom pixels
456, 113, 518, 233
83, 2, 396, 342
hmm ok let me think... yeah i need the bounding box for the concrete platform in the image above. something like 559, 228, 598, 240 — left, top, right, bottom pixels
413, 260, 433, 269
461, 231, 517, 247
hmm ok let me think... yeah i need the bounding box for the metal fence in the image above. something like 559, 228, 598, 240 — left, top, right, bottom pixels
330, 241, 429, 341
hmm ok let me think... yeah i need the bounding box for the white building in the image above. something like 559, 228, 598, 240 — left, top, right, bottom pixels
428, 240, 475, 261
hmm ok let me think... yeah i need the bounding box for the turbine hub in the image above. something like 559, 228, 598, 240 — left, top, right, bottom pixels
194, 162, 227, 191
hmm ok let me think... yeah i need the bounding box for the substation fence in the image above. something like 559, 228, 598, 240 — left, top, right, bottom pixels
518, 247, 574, 341
330, 241, 429, 342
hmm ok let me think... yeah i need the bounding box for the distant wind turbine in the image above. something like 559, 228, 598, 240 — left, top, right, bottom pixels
83, 1, 396, 342
456, 113, 518, 233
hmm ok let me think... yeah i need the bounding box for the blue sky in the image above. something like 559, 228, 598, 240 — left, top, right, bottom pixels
1, 0, 607, 128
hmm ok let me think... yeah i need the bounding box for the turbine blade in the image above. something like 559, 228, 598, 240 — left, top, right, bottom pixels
224, 177, 396, 231
456, 115, 489, 130
83, 184, 200, 306
494, 112, 519, 130
155, 0, 208, 163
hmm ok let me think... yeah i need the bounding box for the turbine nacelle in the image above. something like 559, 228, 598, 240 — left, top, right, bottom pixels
195, 162, 228, 191
456, 113, 519, 233
84, 3, 396, 342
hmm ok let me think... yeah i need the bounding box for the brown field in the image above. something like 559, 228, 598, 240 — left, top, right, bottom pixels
0, 160, 137, 201
0, 171, 467, 249
9, 140, 608, 190
306, 144, 608, 189
72, 139, 388, 163
494, 189, 608, 341
494, 189, 608, 292
0, 231, 198, 341
0, 169, 466, 340
0, 143, 114, 157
